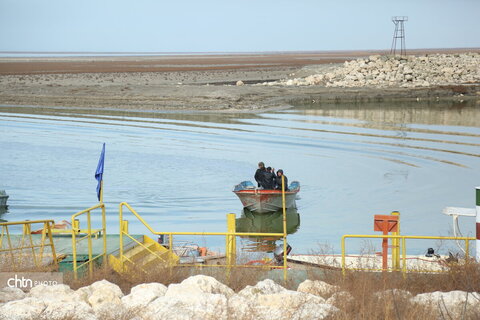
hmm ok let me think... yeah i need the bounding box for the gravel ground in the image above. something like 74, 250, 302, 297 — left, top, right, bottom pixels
0, 51, 479, 112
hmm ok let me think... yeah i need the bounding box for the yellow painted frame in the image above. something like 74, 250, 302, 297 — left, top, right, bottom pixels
0, 220, 57, 270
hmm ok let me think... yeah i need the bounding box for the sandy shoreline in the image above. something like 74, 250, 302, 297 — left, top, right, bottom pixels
1, 50, 479, 112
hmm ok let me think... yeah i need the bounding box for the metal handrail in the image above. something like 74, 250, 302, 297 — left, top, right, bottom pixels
341, 234, 475, 275
119, 202, 284, 237
71, 203, 106, 279
118, 201, 289, 278
0, 220, 57, 270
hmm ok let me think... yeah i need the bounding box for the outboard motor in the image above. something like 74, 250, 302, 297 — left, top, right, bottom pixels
273, 244, 292, 265
425, 248, 440, 258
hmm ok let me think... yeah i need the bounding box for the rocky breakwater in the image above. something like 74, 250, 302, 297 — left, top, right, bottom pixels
1, 275, 480, 320
268, 53, 480, 88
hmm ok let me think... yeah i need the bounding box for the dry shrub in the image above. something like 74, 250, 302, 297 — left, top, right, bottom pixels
306, 259, 480, 320
63, 262, 272, 294
7, 245, 480, 319
64, 263, 191, 293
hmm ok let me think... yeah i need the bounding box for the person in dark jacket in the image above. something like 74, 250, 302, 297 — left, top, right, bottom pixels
263, 167, 276, 189
254, 162, 267, 188
275, 169, 289, 191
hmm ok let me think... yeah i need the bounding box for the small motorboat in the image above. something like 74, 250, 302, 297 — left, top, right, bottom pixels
233, 181, 300, 213
0, 190, 9, 208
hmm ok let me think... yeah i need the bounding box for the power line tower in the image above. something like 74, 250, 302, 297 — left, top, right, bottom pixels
390, 16, 408, 56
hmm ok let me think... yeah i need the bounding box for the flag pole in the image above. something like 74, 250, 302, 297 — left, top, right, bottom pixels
100, 180, 104, 204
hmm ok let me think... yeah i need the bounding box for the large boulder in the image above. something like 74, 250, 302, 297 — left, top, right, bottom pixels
297, 279, 339, 298
229, 290, 336, 320
165, 275, 234, 298
237, 279, 286, 298
256, 291, 326, 308
74, 280, 123, 308
42, 300, 96, 320
74, 280, 127, 319
326, 291, 355, 308
140, 275, 233, 320
232, 279, 337, 320
28, 284, 77, 303
122, 282, 167, 310
143, 293, 228, 320
269, 53, 480, 88
0, 297, 45, 320
0, 287, 25, 303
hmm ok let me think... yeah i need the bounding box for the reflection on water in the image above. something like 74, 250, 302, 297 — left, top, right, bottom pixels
1, 100, 480, 253
236, 208, 300, 252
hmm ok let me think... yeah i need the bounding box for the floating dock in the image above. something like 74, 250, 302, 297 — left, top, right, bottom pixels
288, 254, 452, 273
5, 234, 143, 272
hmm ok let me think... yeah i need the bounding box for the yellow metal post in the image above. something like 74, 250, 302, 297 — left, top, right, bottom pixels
71, 215, 78, 279
122, 220, 129, 234
73, 219, 80, 233
281, 175, 288, 282
24, 224, 39, 267
226, 213, 237, 270
46, 221, 57, 264
402, 237, 407, 278
100, 180, 104, 204
120, 219, 129, 270
87, 211, 93, 276
391, 211, 400, 270
119, 204, 124, 271
341, 235, 346, 276
101, 204, 107, 271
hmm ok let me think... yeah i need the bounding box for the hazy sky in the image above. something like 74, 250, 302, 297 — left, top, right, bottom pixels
1, 0, 479, 52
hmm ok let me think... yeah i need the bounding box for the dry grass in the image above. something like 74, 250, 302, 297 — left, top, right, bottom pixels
60, 258, 480, 320
64, 263, 272, 294
307, 260, 480, 320
3, 246, 480, 320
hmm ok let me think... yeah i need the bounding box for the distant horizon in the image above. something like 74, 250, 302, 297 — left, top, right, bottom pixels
1, 47, 479, 55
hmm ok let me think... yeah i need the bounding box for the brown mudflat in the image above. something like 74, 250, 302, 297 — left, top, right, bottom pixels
0, 49, 478, 112
1, 49, 478, 75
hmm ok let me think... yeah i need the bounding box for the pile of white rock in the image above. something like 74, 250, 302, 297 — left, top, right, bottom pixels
0, 275, 479, 320
268, 53, 480, 88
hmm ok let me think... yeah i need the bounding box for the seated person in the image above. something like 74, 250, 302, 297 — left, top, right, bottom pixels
263, 167, 276, 189
274, 169, 289, 191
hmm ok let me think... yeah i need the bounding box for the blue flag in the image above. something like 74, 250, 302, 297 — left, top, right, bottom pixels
95, 143, 105, 201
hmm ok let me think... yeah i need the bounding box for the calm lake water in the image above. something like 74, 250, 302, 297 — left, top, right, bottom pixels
1, 101, 479, 255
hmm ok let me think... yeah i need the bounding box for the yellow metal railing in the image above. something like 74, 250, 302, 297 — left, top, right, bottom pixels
0, 220, 57, 270
341, 234, 475, 276
71, 203, 106, 279
119, 201, 289, 280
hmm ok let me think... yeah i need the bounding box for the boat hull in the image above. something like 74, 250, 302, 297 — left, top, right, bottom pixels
233, 190, 297, 213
